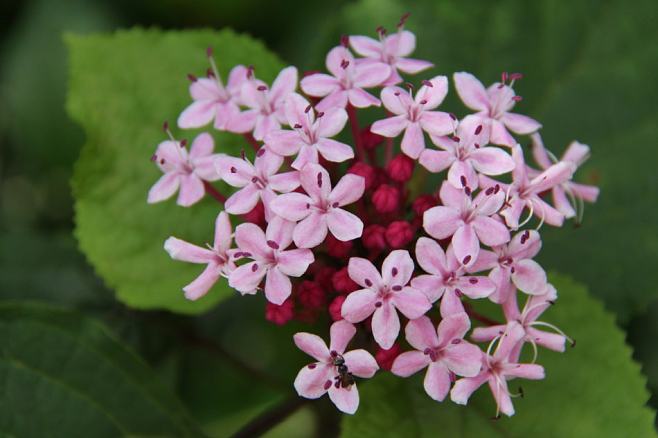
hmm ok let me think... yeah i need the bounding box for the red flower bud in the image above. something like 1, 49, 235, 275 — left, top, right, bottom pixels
243, 202, 265, 227
329, 295, 347, 321
371, 184, 400, 213
386, 154, 415, 183
362, 224, 387, 251
313, 265, 336, 291
347, 162, 377, 191
361, 126, 385, 150
296, 280, 326, 310
265, 298, 294, 325
325, 233, 353, 259
412, 194, 437, 218
385, 221, 414, 249
375, 343, 402, 371
332, 267, 359, 294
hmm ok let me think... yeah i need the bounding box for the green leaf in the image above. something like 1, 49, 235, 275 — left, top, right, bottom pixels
305, 0, 658, 321
342, 273, 656, 437
66, 29, 285, 313
0, 301, 204, 437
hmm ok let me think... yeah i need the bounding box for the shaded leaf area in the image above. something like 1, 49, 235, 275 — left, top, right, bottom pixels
299, 0, 658, 322
0, 301, 204, 437
66, 29, 284, 313
342, 273, 656, 437
628, 298, 658, 428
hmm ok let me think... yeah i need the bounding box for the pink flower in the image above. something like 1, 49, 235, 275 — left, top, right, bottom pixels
270, 163, 365, 248
471, 229, 547, 303
349, 29, 433, 85
420, 115, 515, 190
370, 76, 455, 159
472, 284, 569, 354
411, 237, 496, 303
341, 250, 431, 349
293, 320, 379, 414
177, 65, 249, 130
423, 181, 510, 267
453, 72, 541, 147
234, 66, 298, 140
164, 211, 234, 300
391, 314, 482, 401
530, 133, 600, 219
216, 147, 300, 220
265, 93, 353, 169
300, 46, 391, 112
451, 322, 545, 417
148, 132, 221, 207
481, 145, 575, 229
228, 216, 314, 304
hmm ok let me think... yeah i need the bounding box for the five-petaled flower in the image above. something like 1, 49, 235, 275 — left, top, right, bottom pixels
148, 132, 221, 207
228, 216, 314, 304
271, 163, 365, 248
371, 76, 455, 159
265, 93, 353, 169
341, 250, 431, 349
294, 320, 379, 414
164, 211, 234, 300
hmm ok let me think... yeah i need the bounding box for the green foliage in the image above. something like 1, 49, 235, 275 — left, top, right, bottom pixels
342, 273, 656, 437
302, 0, 658, 322
0, 301, 203, 437
66, 29, 285, 313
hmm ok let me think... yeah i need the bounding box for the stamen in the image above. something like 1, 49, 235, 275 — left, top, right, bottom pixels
475, 125, 483, 135
247, 65, 255, 79
449, 113, 457, 121
324, 380, 332, 390
462, 255, 472, 265
257, 85, 268, 91
364, 279, 372, 287
512, 95, 523, 102
464, 186, 472, 196
375, 301, 383, 308
150, 154, 157, 162
251, 263, 259, 272
397, 12, 410, 29
316, 172, 323, 188
294, 123, 303, 129
469, 278, 479, 284
392, 285, 402, 291
340, 35, 349, 48
451, 338, 461, 344
530, 321, 576, 347
460, 176, 467, 187
267, 240, 279, 250
520, 230, 530, 244
230, 166, 237, 173
256, 147, 266, 157
485, 186, 495, 196
391, 267, 398, 277
305, 104, 312, 113
308, 363, 316, 369
317, 111, 325, 118
340, 59, 350, 69
187, 73, 197, 82
421, 79, 433, 87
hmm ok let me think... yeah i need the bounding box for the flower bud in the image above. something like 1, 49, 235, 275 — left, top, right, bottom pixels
386, 154, 415, 183
362, 224, 387, 251
243, 202, 265, 227
313, 265, 336, 291
385, 220, 414, 249
296, 280, 326, 310
332, 267, 359, 294
348, 162, 377, 191
412, 194, 437, 218
265, 298, 294, 325
375, 343, 402, 371
328, 295, 347, 321
326, 234, 353, 259
372, 184, 400, 213
361, 126, 385, 150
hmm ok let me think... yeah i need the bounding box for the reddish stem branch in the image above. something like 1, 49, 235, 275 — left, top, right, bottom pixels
203, 181, 227, 203
463, 301, 501, 326
243, 133, 260, 151
346, 104, 367, 162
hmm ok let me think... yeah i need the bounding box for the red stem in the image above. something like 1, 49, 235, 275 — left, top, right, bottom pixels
203, 181, 227, 203
346, 104, 367, 163
384, 110, 394, 164
243, 133, 260, 151
463, 302, 501, 326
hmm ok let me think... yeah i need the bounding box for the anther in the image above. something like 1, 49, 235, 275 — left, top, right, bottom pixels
331, 202, 339, 208
294, 123, 303, 129
462, 255, 472, 265
187, 73, 197, 82
460, 176, 467, 187
257, 147, 266, 157
469, 278, 478, 284
512, 95, 523, 102
451, 338, 461, 344
391, 267, 398, 277
206, 68, 215, 78
251, 263, 259, 272
419, 99, 428, 105
364, 279, 372, 287
308, 363, 316, 369
421, 79, 433, 87
267, 240, 279, 250
160, 158, 165, 165
305, 104, 312, 113
485, 186, 495, 195
392, 285, 402, 291
150, 154, 157, 162
324, 380, 332, 390
398, 12, 410, 29
230, 166, 237, 173
452, 136, 461, 143
449, 113, 457, 121
206, 46, 213, 57
180, 139, 187, 148
316, 172, 323, 188
375, 301, 383, 308
340, 35, 349, 48
454, 288, 463, 297
340, 59, 350, 69
520, 230, 530, 244
247, 65, 255, 79
317, 111, 324, 118
464, 186, 472, 196
405, 82, 414, 91
257, 85, 267, 91
475, 125, 483, 135
162, 121, 169, 132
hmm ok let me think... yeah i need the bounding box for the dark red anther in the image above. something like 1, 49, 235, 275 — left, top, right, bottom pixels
464, 186, 472, 196
316, 172, 323, 188
511, 266, 516, 274
469, 278, 478, 284
317, 111, 324, 118
452, 136, 461, 143
267, 240, 279, 250
451, 338, 462, 344
391, 267, 398, 277
150, 154, 157, 162
230, 166, 237, 173
340, 59, 350, 69
305, 104, 312, 113
251, 176, 259, 183
405, 82, 414, 90
521, 230, 530, 244
419, 99, 428, 105
460, 176, 467, 187
365, 278, 373, 287
474, 143, 480, 149
462, 255, 472, 265
257, 85, 267, 91
449, 112, 457, 121
331, 202, 339, 208
206, 46, 213, 57
454, 288, 463, 297
376, 25, 387, 36
240, 149, 246, 160
257, 147, 266, 157
494, 184, 501, 194
294, 123, 303, 129
247, 65, 255, 78
324, 380, 332, 390
398, 12, 410, 28
160, 158, 165, 165
512, 95, 523, 102
187, 73, 198, 82
308, 363, 316, 369
162, 121, 169, 132
475, 124, 483, 135
394, 91, 401, 96
251, 263, 259, 272
206, 68, 215, 78
340, 35, 349, 47
375, 301, 383, 308
510, 72, 524, 81
485, 186, 494, 195
180, 139, 187, 148
421, 79, 433, 87
392, 285, 402, 291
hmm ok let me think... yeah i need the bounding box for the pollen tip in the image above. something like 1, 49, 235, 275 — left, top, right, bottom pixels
340, 34, 349, 47
187, 73, 198, 82
206, 46, 213, 57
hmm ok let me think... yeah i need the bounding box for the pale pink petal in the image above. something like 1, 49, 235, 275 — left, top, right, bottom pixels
444, 343, 484, 377
329, 320, 357, 354
423, 206, 461, 239
294, 332, 330, 361
570, 182, 599, 203
436, 313, 470, 347
299, 162, 331, 201
468, 249, 498, 272
264, 267, 292, 304
353, 61, 391, 88
380, 86, 412, 115
349, 35, 382, 57
471, 325, 506, 343
343, 349, 379, 378
190, 78, 221, 100
500, 198, 526, 230
347, 88, 381, 108
452, 224, 480, 266
316, 90, 349, 112
489, 119, 516, 147
424, 362, 451, 401
453, 276, 495, 299
328, 174, 365, 206
469, 147, 515, 175
164, 237, 214, 263
316, 139, 354, 163
269, 66, 298, 105
508, 229, 542, 260
419, 111, 455, 136
400, 122, 425, 159
277, 248, 314, 277
328, 385, 360, 415
382, 250, 415, 285
154, 140, 187, 172
530, 197, 565, 227
438, 180, 466, 208
253, 114, 279, 141
527, 327, 566, 352
453, 72, 489, 112
392, 287, 431, 320
385, 30, 415, 57
472, 189, 505, 217
225, 184, 260, 215
177, 174, 205, 206
493, 322, 525, 361
316, 107, 348, 137
341, 288, 378, 323
489, 378, 515, 416
371, 115, 408, 137
505, 363, 545, 380
284, 93, 313, 129
270, 192, 313, 222
396, 57, 433, 74
502, 112, 542, 135
404, 316, 439, 351
511, 259, 547, 295
347, 257, 382, 289
301, 73, 340, 97
529, 161, 575, 193
419, 149, 455, 173
226, 109, 257, 133
391, 351, 429, 377
148, 173, 180, 204
450, 373, 488, 405
293, 212, 328, 248
234, 222, 268, 259
294, 363, 333, 399
553, 187, 576, 218
410, 275, 445, 303
372, 302, 401, 349
215, 155, 254, 187
193, 156, 221, 181
226, 65, 249, 94
213, 211, 232, 253
291, 144, 319, 170
188, 132, 214, 160
472, 216, 510, 247
447, 159, 478, 190
415, 237, 447, 276
440, 289, 466, 317
183, 263, 221, 300
326, 46, 352, 78
265, 130, 303, 156
327, 208, 364, 242
265, 216, 295, 248
415, 75, 448, 109
177, 100, 216, 129
269, 171, 301, 193
228, 261, 267, 294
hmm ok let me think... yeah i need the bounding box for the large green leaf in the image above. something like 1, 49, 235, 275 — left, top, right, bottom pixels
302, 0, 658, 321
0, 301, 203, 437
66, 29, 285, 313
342, 274, 656, 437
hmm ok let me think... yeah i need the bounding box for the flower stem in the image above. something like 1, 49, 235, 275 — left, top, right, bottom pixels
463, 301, 501, 326
244, 133, 260, 151
231, 397, 307, 438
203, 181, 227, 203
346, 104, 367, 163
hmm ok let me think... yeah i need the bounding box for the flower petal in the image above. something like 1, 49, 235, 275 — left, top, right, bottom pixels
301, 73, 340, 97
148, 173, 180, 204
228, 261, 266, 294
415, 237, 447, 276
328, 174, 365, 206
382, 250, 415, 286
294, 332, 330, 361
415, 75, 448, 109
453, 275, 496, 299
453, 72, 489, 112
213, 211, 232, 252
341, 288, 378, 323
294, 363, 332, 399
380, 86, 412, 114
270, 192, 313, 222
452, 224, 480, 267
293, 212, 328, 248
502, 112, 542, 135
316, 107, 348, 137
316, 138, 354, 163
472, 216, 510, 247
443, 342, 483, 377
396, 57, 433, 74
269, 171, 301, 193
343, 349, 379, 378
234, 222, 269, 259
348, 257, 382, 289
372, 302, 401, 349
419, 149, 455, 173
328, 384, 360, 415
177, 174, 205, 206
419, 111, 455, 136
353, 61, 391, 88
469, 147, 515, 175
400, 122, 425, 159
277, 249, 314, 277
424, 362, 451, 401
423, 206, 461, 240
299, 162, 331, 201
265, 130, 303, 156
329, 320, 357, 354
511, 259, 547, 295
215, 155, 254, 187
404, 315, 439, 351
327, 208, 364, 242
177, 100, 216, 129
410, 275, 445, 303
370, 115, 408, 137
225, 184, 260, 215
269, 66, 298, 105
183, 263, 221, 300
347, 88, 381, 108
264, 267, 292, 304
391, 351, 429, 377
165, 236, 214, 264
349, 35, 382, 57
450, 373, 488, 405
489, 119, 516, 147
436, 313, 470, 347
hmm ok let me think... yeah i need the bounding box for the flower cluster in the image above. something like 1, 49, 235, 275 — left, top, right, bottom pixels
148, 17, 598, 417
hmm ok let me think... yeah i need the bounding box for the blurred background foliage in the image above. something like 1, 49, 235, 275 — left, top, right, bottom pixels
0, 0, 656, 435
